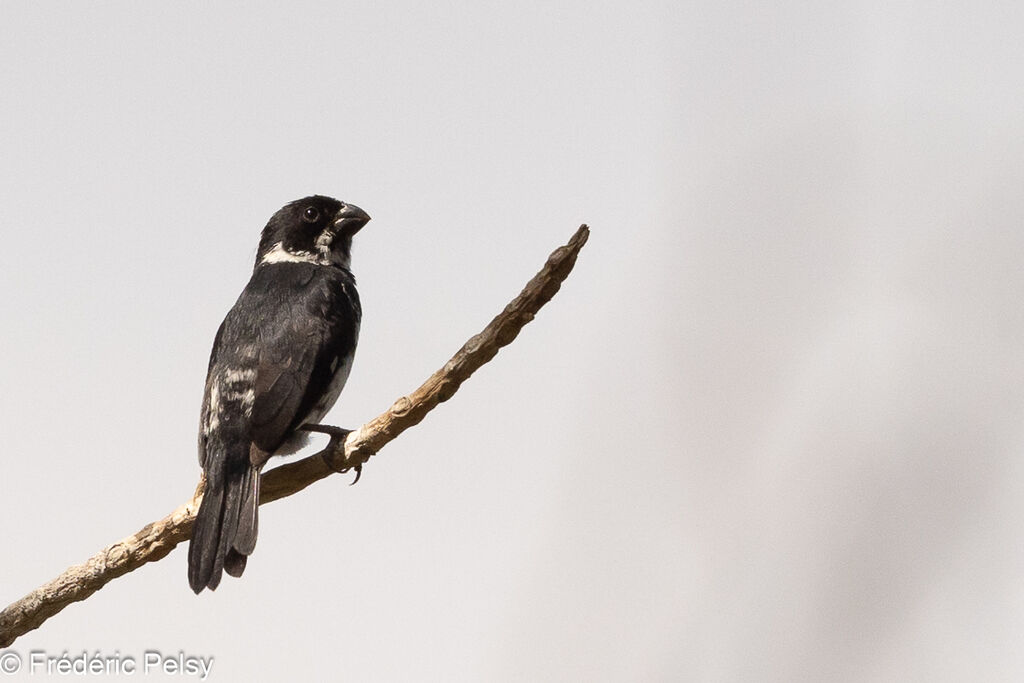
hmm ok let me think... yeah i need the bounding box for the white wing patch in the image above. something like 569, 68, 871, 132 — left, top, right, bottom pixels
224, 367, 255, 384
204, 383, 221, 435
203, 365, 257, 437
223, 387, 255, 409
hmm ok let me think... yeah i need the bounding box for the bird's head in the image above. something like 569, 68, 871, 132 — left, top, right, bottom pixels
256, 195, 370, 269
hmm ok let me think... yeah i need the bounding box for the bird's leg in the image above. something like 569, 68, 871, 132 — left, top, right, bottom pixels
298, 424, 362, 484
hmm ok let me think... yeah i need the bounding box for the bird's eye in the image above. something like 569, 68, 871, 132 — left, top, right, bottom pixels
302, 206, 320, 223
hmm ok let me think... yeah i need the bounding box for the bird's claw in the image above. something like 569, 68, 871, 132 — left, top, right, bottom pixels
300, 424, 363, 484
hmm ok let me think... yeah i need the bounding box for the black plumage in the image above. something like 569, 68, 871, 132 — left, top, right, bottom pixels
188, 195, 369, 593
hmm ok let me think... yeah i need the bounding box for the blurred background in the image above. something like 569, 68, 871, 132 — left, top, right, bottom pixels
2, 2, 1023, 680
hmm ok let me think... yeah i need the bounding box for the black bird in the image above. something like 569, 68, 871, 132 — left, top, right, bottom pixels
188, 195, 369, 593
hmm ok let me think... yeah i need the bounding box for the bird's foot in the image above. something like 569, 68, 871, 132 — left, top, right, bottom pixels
299, 424, 362, 485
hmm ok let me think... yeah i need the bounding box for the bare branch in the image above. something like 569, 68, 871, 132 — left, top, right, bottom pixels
0, 225, 590, 647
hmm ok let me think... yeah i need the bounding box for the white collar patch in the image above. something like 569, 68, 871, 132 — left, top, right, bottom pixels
260, 239, 350, 269
260, 241, 330, 266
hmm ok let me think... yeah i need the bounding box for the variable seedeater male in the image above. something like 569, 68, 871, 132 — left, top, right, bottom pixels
188, 195, 369, 593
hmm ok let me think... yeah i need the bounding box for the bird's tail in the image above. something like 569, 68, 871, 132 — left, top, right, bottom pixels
188, 454, 260, 593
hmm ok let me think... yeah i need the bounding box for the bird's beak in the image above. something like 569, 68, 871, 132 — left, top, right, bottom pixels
333, 203, 371, 235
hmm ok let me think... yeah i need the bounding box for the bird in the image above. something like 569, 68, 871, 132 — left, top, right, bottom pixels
188, 195, 370, 593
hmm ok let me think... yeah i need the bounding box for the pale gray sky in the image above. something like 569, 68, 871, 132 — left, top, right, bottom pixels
2, 2, 1024, 681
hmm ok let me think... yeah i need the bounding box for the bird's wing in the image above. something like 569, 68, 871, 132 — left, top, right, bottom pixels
198, 319, 229, 468
248, 323, 323, 455
244, 266, 360, 458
